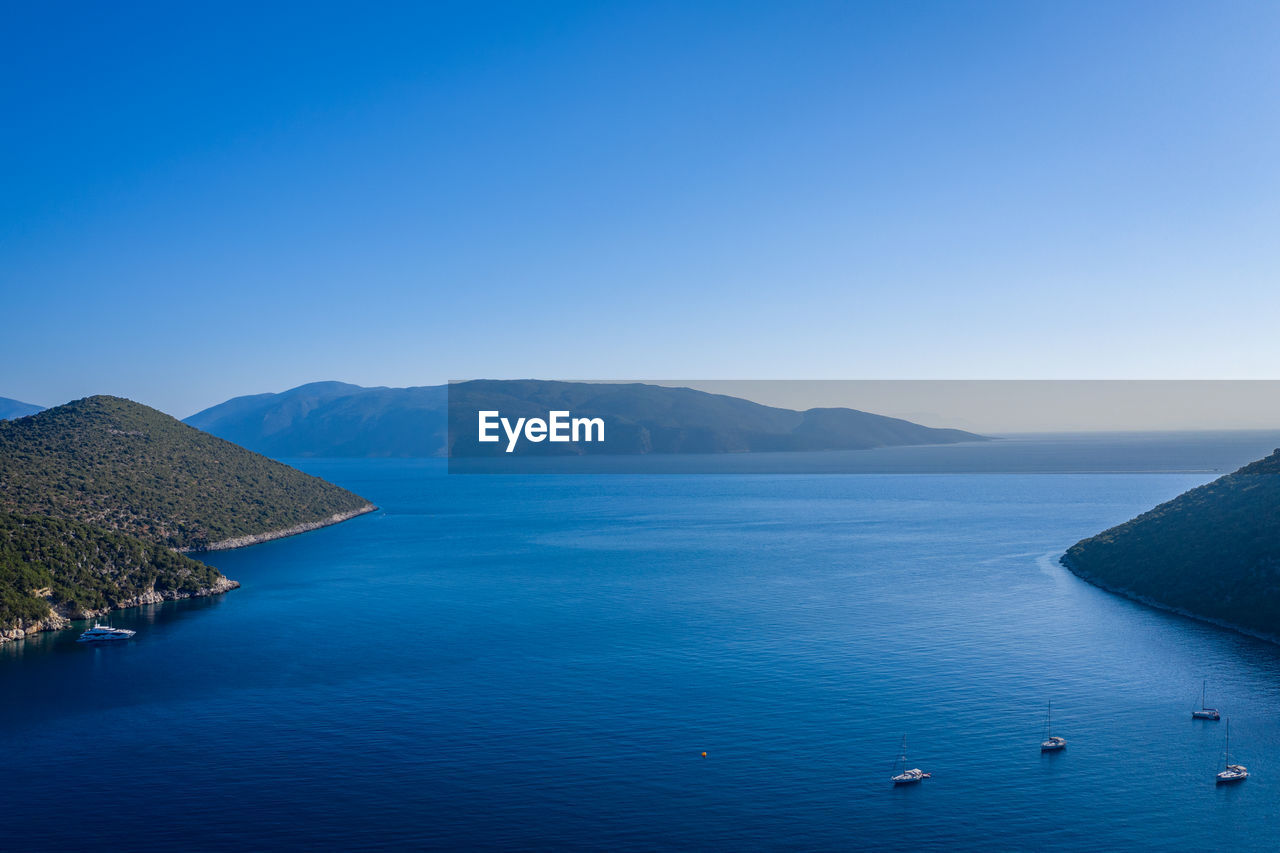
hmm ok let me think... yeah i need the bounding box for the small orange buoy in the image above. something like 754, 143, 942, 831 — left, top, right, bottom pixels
701, 752, 707, 758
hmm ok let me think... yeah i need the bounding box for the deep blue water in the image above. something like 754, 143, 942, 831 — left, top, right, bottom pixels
5, 439, 1280, 850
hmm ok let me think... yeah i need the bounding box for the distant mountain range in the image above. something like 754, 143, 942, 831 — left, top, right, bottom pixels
186, 381, 448, 458
1062, 448, 1280, 642
0, 396, 43, 420
185, 380, 987, 458
0, 396, 376, 641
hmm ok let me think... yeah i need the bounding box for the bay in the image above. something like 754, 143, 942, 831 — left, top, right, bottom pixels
4, 435, 1280, 850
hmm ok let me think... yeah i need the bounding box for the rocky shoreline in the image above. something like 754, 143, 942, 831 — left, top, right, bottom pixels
1059, 554, 1280, 647
2, 505, 376, 645
180, 503, 378, 553
0, 576, 242, 645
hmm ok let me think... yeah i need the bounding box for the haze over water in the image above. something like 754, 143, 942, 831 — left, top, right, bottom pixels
5, 434, 1280, 851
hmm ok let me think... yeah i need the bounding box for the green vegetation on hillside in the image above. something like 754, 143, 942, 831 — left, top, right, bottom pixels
0, 395, 373, 550
0, 511, 227, 628
1062, 449, 1280, 638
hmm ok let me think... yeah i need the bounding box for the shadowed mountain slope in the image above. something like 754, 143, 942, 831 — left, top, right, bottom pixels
187, 380, 985, 458
1062, 449, 1280, 640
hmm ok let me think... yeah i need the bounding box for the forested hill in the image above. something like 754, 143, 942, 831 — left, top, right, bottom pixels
0, 511, 237, 641
0, 395, 374, 551
1062, 449, 1280, 640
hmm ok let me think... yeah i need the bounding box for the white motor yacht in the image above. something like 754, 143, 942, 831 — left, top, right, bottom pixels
77, 624, 136, 643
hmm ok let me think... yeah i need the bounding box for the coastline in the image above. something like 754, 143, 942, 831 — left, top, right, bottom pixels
0, 576, 242, 645
1059, 553, 1280, 647
1, 504, 376, 645
179, 503, 378, 552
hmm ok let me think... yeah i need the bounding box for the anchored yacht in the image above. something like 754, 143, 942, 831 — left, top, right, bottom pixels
77, 624, 136, 643
1215, 719, 1248, 784
1040, 700, 1066, 752
890, 736, 931, 785
1192, 679, 1221, 721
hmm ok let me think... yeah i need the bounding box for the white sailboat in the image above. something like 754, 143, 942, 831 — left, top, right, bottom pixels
1215, 718, 1248, 784
890, 735, 931, 785
1040, 700, 1066, 752
1192, 679, 1221, 720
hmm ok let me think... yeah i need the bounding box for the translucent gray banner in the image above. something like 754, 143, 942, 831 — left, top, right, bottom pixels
446, 380, 1280, 474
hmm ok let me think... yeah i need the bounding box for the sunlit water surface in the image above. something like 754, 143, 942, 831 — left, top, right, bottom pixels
5, 438, 1280, 850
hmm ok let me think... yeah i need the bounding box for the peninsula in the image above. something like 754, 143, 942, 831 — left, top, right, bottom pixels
0, 396, 376, 642
1062, 447, 1280, 643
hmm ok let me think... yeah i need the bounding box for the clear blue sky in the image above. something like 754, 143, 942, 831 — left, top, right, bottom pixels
3, 1, 1278, 417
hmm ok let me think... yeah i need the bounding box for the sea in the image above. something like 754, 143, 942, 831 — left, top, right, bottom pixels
4, 432, 1280, 851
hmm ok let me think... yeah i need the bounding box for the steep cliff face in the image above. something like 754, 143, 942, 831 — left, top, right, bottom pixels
1062, 448, 1280, 642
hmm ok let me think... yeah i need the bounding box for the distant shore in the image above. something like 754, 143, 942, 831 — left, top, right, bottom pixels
1059, 554, 1280, 647
179, 503, 379, 552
